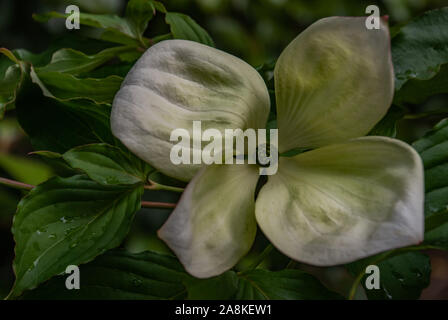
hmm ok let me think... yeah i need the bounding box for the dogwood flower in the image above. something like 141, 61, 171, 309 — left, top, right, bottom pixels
111, 17, 424, 278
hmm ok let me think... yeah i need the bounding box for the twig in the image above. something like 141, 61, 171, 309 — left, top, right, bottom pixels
0, 176, 178, 209
141, 201, 177, 209
0, 177, 34, 191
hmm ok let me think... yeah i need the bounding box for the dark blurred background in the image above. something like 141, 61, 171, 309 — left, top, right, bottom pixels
1, 0, 448, 299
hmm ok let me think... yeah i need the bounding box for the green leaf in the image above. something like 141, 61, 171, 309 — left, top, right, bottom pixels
63, 144, 152, 186
347, 251, 431, 300
0, 47, 19, 64
8, 175, 143, 298
0, 152, 53, 185
165, 12, 214, 47
395, 63, 448, 105
0, 51, 14, 76
36, 46, 136, 75
86, 62, 134, 78
368, 106, 405, 138
0, 48, 26, 119
30, 151, 80, 178
182, 269, 341, 300
30, 67, 122, 104
235, 269, 342, 300
20, 250, 188, 300
33, 12, 139, 46
185, 272, 239, 300
16, 84, 114, 153
16, 248, 340, 300
413, 118, 448, 248
0, 64, 22, 118
126, 0, 166, 38
414, 118, 448, 218
392, 8, 448, 91
13, 35, 121, 67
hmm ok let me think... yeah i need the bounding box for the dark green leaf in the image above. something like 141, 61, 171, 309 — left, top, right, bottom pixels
347, 252, 431, 300
0, 64, 22, 118
17, 250, 340, 300
30, 151, 80, 177
183, 269, 340, 300
392, 8, 448, 91
0, 47, 19, 64
413, 118, 448, 248
0, 48, 25, 119
14, 35, 122, 67
395, 63, 448, 105
8, 175, 143, 298
368, 106, 405, 138
126, 0, 166, 38
86, 62, 134, 78
36, 46, 136, 75
0, 51, 14, 76
413, 119, 448, 218
63, 143, 152, 186
20, 250, 188, 300
16, 83, 114, 153
13, 49, 52, 67
165, 12, 214, 47
30, 67, 122, 104
185, 272, 239, 300
235, 269, 341, 300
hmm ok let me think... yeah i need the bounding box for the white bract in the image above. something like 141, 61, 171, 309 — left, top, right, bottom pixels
111, 17, 424, 278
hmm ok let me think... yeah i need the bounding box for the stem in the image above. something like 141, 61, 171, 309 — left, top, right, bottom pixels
246, 244, 274, 271
0, 177, 34, 191
0, 176, 178, 209
347, 271, 365, 300
141, 201, 176, 209
138, 35, 150, 49
144, 180, 184, 193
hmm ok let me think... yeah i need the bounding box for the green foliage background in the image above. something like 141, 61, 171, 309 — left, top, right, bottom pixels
1, 0, 448, 300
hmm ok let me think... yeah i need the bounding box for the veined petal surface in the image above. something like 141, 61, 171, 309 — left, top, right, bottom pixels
158, 164, 259, 278
111, 40, 270, 181
256, 137, 424, 266
275, 17, 394, 152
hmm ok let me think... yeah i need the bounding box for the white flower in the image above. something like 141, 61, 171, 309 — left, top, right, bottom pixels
111, 17, 424, 278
